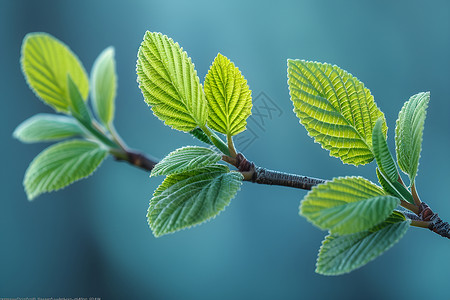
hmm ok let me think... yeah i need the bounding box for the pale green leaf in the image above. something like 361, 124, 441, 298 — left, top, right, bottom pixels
287, 60, 386, 166
137, 31, 207, 132
373, 118, 398, 182
21, 32, 89, 113
24, 140, 108, 200
204, 53, 252, 136
91, 47, 117, 125
395, 92, 430, 184
316, 219, 410, 275
151, 146, 221, 177
67, 75, 91, 122
300, 176, 399, 234
148, 165, 243, 237
13, 113, 84, 143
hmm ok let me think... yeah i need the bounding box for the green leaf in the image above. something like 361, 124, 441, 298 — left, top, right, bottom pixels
190, 127, 213, 145
136, 31, 207, 132
287, 60, 386, 166
90, 47, 117, 125
148, 165, 243, 237
204, 53, 252, 136
300, 177, 399, 235
151, 146, 221, 177
13, 113, 84, 143
67, 74, 91, 122
395, 92, 430, 184
376, 168, 414, 204
316, 219, 410, 275
21, 32, 89, 113
24, 140, 108, 200
372, 118, 398, 182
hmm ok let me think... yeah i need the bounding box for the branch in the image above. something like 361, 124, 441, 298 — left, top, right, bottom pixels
223, 153, 327, 190
417, 202, 450, 239
110, 148, 157, 172
112, 148, 450, 240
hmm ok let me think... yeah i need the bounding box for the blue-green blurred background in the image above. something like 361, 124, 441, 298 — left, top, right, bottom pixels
2, 0, 450, 298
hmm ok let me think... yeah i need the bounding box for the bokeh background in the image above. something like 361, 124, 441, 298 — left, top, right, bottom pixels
2, 0, 450, 299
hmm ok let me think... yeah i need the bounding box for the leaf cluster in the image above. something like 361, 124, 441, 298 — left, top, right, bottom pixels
288, 60, 429, 274
136, 32, 253, 235
15, 33, 121, 200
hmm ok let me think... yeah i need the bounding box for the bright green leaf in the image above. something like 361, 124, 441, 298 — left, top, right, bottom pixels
316, 219, 410, 275
204, 53, 252, 136
67, 75, 91, 122
148, 165, 243, 237
287, 60, 386, 166
91, 47, 117, 125
21, 32, 89, 113
300, 177, 399, 235
395, 92, 430, 184
151, 146, 221, 177
372, 118, 398, 182
24, 140, 108, 200
136, 31, 207, 132
13, 113, 84, 143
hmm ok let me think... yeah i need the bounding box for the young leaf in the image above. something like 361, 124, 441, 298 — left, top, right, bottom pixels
300, 177, 399, 235
13, 114, 84, 143
90, 47, 117, 126
190, 127, 213, 145
204, 53, 252, 136
151, 146, 221, 177
148, 165, 243, 237
21, 32, 89, 113
316, 218, 410, 275
67, 75, 91, 123
376, 168, 414, 204
372, 118, 398, 183
137, 32, 207, 132
395, 92, 430, 184
24, 140, 108, 200
287, 60, 386, 166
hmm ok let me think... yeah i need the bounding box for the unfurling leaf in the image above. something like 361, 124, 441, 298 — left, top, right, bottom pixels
137, 32, 207, 132
148, 165, 243, 237
91, 47, 117, 126
316, 218, 410, 275
287, 60, 386, 166
13, 114, 84, 143
21, 33, 89, 113
204, 53, 252, 136
24, 140, 108, 200
151, 146, 221, 177
300, 177, 399, 235
395, 92, 430, 184
372, 118, 398, 182
190, 127, 213, 145
67, 75, 91, 123
376, 168, 414, 204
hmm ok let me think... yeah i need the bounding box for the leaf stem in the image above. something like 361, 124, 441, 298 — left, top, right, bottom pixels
227, 134, 237, 158
107, 122, 129, 152
411, 183, 422, 206
77, 118, 118, 149
400, 200, 419, 215
410, 220, 431, 229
